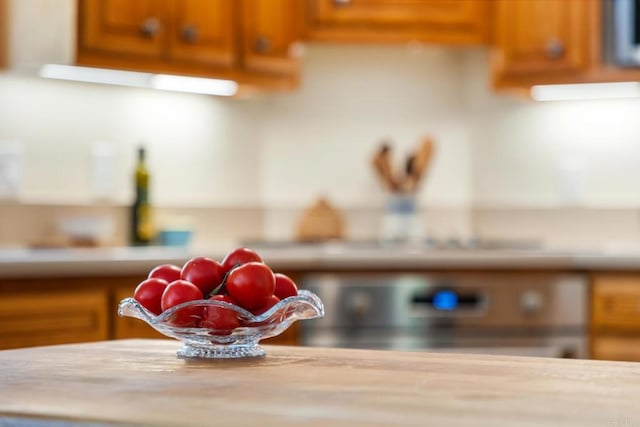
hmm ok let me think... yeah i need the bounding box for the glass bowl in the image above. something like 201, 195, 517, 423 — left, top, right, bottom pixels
117, 290, 324, 359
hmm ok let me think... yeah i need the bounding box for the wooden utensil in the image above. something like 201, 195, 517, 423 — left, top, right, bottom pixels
372, 143, 399, 191
401, 154, 417, 192
411, 137, 434, 189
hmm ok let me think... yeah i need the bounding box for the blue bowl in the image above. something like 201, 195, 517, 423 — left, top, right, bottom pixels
158, 229, 192, 247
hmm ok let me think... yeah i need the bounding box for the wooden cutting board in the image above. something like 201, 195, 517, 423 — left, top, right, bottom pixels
296, 197, 344, 241
1, 340, 640, 426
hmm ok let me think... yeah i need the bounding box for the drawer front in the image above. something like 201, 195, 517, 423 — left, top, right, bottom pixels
592, 336, 640, 362
593, 277, 640, 330
0, 289, 109, 349
305, 0, 490, 44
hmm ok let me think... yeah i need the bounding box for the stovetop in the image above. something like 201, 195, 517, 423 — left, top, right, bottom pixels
243, 238, 543, 252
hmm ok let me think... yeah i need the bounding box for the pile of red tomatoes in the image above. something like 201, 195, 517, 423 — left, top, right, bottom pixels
132, 247, 298, 331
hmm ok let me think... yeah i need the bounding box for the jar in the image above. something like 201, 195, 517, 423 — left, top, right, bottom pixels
380, 193, 423, 244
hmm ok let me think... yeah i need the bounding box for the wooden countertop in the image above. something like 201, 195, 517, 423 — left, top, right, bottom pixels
1, 340, 639, 426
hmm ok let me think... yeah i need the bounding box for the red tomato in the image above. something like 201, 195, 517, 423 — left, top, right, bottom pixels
181, 257, 224, 297
274, 273, 298, 300
250, 294, 280, 316
160, 280, 203, 327
226, 262, 275, 310
221, 247, 263, 274
148, 264, 181, 283
133, 278, 169, 315
200, 295, 240, 334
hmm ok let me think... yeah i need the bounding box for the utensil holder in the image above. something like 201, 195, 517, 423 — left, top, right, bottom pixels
380, 193, 423, 244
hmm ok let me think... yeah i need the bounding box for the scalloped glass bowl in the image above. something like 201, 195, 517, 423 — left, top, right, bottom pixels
118, 290, 324, 359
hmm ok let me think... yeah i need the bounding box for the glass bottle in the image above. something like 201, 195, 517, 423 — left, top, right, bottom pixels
130, 146, 154, 245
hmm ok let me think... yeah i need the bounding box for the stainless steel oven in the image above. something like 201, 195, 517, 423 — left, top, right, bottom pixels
300, 272, 588, 358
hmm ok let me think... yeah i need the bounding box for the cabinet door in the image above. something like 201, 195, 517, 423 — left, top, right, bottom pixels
167, 0, 236, 69
241, 0, 301, 75
78, 0, 167, 58
592, 275, 640, 331
305, 0, 490, 44
592, 336, 640, 362
492, 0, 593, 87
0, 289, 109, 350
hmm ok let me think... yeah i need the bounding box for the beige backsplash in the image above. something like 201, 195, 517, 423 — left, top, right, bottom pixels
0, 202, 264, 249
4, 202, 640, 251
473, 208, 640, 250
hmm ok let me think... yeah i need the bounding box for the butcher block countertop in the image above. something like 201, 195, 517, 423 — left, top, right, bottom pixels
1, 340, 639, 426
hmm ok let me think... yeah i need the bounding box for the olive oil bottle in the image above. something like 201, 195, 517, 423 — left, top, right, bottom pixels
130, 146, 154, 245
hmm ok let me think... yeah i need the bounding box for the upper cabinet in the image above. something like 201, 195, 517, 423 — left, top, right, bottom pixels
491, 0, 593, 88
166, 0, 236, 69
491, 0, 640, 91
77, 0, 300, 90
240, 0, 302, 76
75, 0, 640, 95
0, 0, 7, 69
304, 0, 490, 45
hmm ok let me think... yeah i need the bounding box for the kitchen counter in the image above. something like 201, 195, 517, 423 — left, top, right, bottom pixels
1, 339, 639, 426
2, 244, 640, 278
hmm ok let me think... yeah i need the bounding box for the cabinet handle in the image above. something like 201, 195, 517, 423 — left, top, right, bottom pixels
181, 25, 199, 43
254, 36, 271, 53
545, 39, 565, 60
140, 17, 161, 38
333, 0, 351, 5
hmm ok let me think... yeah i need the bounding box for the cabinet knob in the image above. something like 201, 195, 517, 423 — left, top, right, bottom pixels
346, 291, 372, 321
254, 36, 271, 53
545, 39, 565, 59
140, 17, 161, 38
181, 25, 199, 43
520, 290, 544, 315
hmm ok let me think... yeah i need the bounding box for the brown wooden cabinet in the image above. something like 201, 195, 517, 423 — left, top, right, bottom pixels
304, 0, 490, 45
591, 274, 640, 362
0, 0, 7, 69
241, 0, 302, 76
167, 0, 236, 69
491, 0, 640, 91
491, 0, 593, 89
0, 288, 109, 350
77, 0, 300, 90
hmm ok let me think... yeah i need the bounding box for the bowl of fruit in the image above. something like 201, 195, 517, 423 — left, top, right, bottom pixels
118, 247, 324, 359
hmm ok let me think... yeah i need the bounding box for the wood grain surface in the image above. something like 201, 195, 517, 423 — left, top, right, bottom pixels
1, 340, 639, 426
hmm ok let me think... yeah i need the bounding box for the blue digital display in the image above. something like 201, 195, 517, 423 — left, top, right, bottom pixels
432, 290, 458, 311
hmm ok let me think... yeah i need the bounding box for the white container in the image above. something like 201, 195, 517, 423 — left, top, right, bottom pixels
380, 193, 423, 244
0, 140, 24, 199
91, 141, 116, 200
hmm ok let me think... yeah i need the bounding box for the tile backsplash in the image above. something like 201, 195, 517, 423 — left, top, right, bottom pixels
3, 44, 640, 248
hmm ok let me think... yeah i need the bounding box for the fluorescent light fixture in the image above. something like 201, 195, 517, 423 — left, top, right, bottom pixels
531, 82, 640, 101
39, 64, 151, 88
151, 74, 238, 97
39, 64, 238, 97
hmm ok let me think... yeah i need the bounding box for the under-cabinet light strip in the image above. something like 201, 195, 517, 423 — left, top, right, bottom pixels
150, 74, 238, 96
39, 64, 238, 97
531, 82, 640, 101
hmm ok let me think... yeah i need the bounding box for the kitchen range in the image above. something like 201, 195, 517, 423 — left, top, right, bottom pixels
300, 271, 588, 358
